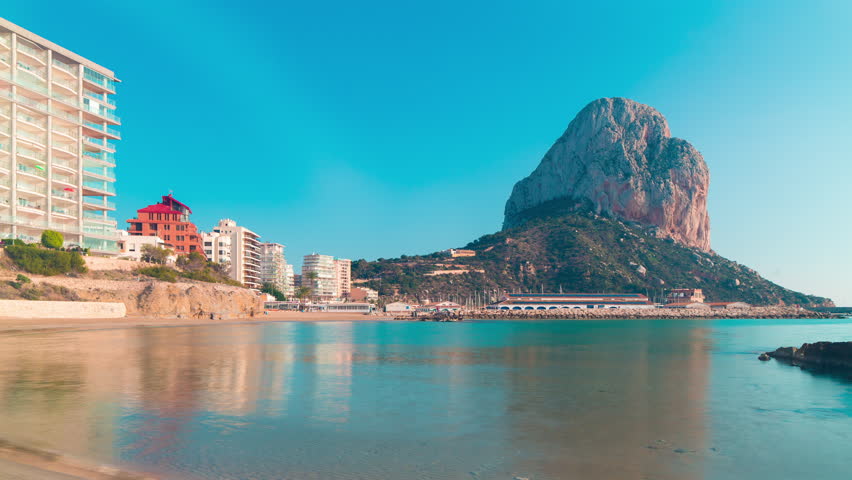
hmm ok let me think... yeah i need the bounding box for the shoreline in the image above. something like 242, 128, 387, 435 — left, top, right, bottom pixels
0, 307, 841, 334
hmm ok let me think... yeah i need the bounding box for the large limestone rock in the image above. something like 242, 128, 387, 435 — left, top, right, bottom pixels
504, 97, 711, 251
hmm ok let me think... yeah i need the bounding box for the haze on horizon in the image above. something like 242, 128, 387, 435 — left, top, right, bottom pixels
5, 1, 850, 305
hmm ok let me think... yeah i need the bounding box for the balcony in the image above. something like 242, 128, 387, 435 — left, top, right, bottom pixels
51, 90, 78, 108
82, 102, 120, 124
14, 74, 48, 96
52, 125, 78, 140
49, 222, 80, 235
83, 197, 116, 210
51, 58, 78, 78
51, 205, 75, 217
83, 136, 116, 151
17, 163, 46, 179
17, 42, 46, 65
14, 93, 48, 113
16, 145, 46, 162
52, 173, 77, 187
83, 221, 116, 237
52, 142, 78, 156
83, 68, 117, 93
16, 131, 47, 149
52, 76, 77, 94
51, 188, 77, 201
17, 197, 45, 214
83, 210, 116, 224
16, 61, 47, 84
83, 164, 115, 181
16, 112, 46, 130
83, 150, 116, 164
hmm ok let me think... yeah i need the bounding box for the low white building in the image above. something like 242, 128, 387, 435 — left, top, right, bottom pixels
385, 302, 413, 313
117, 230, 172, 262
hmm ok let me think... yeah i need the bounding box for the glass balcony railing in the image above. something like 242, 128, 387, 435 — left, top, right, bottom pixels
52, 159, 76, 171
52, 173, 76, 185
17, 42, 45, 62
49, 222, 80, 234
15, 128, 46, 145
83, 197, 116, 209
14, 94, 47, 112
0, 35, 10, 48
52, 76, 76, 92
51, 58, 77, 76
17, 197, 45, 211
16, 182, 46, 195
16, 145, 46, 161
52, 141, 78, 154
16, 113, 46, 129
83, 150, 116, 164
83, 179, 115, 194
83, 222, 116, 236
83, 68, 117, 91
17, 163, 47, 178
83, 103, 120, 123
83, 210, 113, 221
51, 205, 74, 216
17, 62, 46, 82
52, 188, 77, 200
52, 125, 78, 138
83, 165, 115, 179
107, 126, 120, 137
50, 106, 79, 123
51, 91, 78, 107
15, 74, 48, 94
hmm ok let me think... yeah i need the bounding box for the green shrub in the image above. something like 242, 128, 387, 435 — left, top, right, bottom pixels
137, 266, 178, 282
40, 230, 64, 250
5, 245, 88, 276
16, 274, 31, 284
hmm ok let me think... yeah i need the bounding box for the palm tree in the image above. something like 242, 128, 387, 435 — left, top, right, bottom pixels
295, 286, 312, 310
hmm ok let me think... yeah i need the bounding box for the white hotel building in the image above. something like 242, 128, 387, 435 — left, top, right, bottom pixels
203, 219, 262, 289
0, 18, 119, 253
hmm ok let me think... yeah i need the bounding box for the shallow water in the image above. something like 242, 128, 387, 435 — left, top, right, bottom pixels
0, 319, 850, 479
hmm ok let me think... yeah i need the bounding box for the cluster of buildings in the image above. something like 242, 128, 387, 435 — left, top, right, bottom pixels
484, 289, 749, 311
0, 19, 356, 301
119, 193, 356, 300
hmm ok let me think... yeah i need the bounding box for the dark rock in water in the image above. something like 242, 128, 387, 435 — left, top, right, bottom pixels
758, 353, 771, 361
768, 342, 852, 369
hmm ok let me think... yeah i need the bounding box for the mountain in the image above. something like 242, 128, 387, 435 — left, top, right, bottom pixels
504, 97, 711, 251
351, 98, 831, 307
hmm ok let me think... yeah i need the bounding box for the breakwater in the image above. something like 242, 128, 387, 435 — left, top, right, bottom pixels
767, 341, 852, 369
446, 306, 829, 320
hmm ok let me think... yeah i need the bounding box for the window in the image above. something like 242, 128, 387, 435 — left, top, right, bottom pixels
204, 242, 212, 246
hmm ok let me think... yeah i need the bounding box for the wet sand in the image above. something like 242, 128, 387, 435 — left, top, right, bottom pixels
0, 311, 394, 334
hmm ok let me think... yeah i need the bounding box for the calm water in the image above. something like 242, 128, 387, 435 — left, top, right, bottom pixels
0, 319, 851, 480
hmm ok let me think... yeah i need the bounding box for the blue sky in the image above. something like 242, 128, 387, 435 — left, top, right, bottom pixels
5, 1, 851, 305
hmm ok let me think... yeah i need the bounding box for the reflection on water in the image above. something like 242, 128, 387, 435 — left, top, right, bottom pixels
0, 319, 850, 479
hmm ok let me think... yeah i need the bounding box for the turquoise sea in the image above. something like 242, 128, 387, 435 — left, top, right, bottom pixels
0, 318, 850, 479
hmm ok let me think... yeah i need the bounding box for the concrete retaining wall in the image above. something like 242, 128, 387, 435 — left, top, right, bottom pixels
0, 300, 127, 319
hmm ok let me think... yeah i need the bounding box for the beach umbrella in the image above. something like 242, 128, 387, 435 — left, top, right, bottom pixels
64, 187, 74, 192
35, 165, 45, 170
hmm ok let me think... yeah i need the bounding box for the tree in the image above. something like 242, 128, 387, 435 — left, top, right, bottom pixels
295, 286, 312, 307
140, 244, 173, 264
262, 283, 286, 301
177, 251, 206, 272
40, 230, 63, 250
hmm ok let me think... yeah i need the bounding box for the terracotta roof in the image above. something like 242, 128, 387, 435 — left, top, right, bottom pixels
162, 194, 192, 214
138, 204, 182, 215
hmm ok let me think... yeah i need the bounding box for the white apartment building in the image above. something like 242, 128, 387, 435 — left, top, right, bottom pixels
334, 258, 351, 298
116, 229, 173, 262
260, 242, 295, 296
0, 19, 120, 253
204, 219, 261, 289
302, 253, 337, 301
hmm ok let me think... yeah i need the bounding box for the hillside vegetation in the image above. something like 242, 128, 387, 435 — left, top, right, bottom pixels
353, 211, 831, 307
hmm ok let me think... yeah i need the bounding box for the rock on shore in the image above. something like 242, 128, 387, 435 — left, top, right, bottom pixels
767, 342, 852, 369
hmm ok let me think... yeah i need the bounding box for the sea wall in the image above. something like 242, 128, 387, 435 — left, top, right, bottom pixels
0, 300, 126, 319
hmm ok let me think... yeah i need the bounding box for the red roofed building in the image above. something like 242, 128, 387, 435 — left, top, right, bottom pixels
126, 194, 205, 258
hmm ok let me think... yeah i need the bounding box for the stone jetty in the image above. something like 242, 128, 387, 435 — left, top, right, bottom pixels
466, 305, 829, 320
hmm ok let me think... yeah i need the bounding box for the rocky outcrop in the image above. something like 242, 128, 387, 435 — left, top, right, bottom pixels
767, 342, 852, 369
504, 97, 711, 251
32, 277, 264, 318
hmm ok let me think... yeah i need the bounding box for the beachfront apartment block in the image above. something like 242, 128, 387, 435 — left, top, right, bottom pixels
334, 258, 351, 298
260, 242, 295, 296
302, 254, 351, 301
302, 253, 337, 301
207, 219, 262, 289
0, 18, 120, 253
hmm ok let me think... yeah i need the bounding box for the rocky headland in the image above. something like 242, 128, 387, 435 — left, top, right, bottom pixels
353, 97, 831, 308
504, 97, 711, 251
